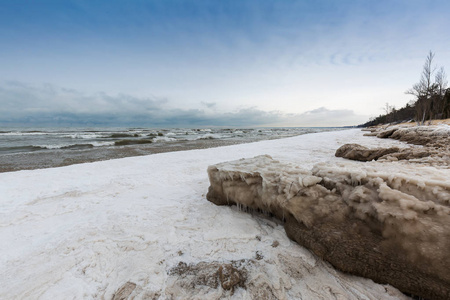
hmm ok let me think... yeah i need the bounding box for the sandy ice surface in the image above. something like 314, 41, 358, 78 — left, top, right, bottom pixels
0, 129, 412, 299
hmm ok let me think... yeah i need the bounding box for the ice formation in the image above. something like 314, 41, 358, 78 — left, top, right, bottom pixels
335, 143, 430, 162
377, 125, 449, 168
207, 155, 450, 299
335, 143, 401, 161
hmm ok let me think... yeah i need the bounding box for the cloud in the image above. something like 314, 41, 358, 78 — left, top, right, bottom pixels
0, 82, 365, 127
0, 81, 168, 125
305, 107, 329, 114
201, 102, 217, 109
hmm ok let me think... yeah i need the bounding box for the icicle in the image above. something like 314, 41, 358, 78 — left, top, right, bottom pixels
288, 181, 293, 195
240, 174, 246, 182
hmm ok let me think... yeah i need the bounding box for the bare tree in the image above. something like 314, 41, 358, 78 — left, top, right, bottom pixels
432, 67, 448, 119
406, 51, 437, 124
435, 67, 448, 96
381, 103, 397, 123
421, 51, 436, 96
383, 102, 390, 115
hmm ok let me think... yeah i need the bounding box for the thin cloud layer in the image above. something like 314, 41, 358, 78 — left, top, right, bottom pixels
0, 82, 365, 127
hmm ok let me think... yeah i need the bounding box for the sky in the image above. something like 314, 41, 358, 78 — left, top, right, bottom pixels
0, 0, 449, 127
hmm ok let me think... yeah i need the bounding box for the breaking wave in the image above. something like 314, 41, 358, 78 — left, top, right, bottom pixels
0, 142, 115, 154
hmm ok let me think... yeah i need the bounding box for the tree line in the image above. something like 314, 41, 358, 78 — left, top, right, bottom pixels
360, 51, 449, 127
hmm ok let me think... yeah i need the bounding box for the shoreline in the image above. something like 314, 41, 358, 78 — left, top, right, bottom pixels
0, 134, 307, 173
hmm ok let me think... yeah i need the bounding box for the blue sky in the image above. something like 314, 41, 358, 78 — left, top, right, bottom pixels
1, 0, 449, 127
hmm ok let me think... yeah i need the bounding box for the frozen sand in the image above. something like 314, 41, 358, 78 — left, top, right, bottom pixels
0, 129, 412, 299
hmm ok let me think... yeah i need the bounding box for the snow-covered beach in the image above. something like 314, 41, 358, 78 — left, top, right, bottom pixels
0, 128, 442, 299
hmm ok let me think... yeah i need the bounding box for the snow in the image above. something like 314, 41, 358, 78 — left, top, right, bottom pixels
0, 129, 412, 299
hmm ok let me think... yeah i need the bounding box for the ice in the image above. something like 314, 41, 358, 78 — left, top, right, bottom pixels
363, 124, 450, 168
206, 143, 449, 299
0, 129, 412, 299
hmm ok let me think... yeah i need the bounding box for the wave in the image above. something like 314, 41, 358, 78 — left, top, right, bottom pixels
0, 145, 46, 154
66, 133, 105, 139
153, 136, 176, 142
114, 139, 154, 146
41, 141, 115, 150
60, 142, 114, 150
67, 132, 148, 139
0, 141, 116, 154
60, 144, 94, 150
196, 133, 223, 140
0, 132, 52, 136
108, 133, 140, 138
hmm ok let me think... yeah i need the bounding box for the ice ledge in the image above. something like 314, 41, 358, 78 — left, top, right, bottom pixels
206, 155, 450, 300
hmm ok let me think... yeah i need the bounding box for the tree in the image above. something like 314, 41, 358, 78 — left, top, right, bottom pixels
443, 88, 450, 119
360, 51, 447, 127
406, 51, 447, 124
435, 67, 448, 95
434, 67, 448, 119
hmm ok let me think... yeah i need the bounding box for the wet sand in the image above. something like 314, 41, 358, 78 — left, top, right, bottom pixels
0, 137, 273, 173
